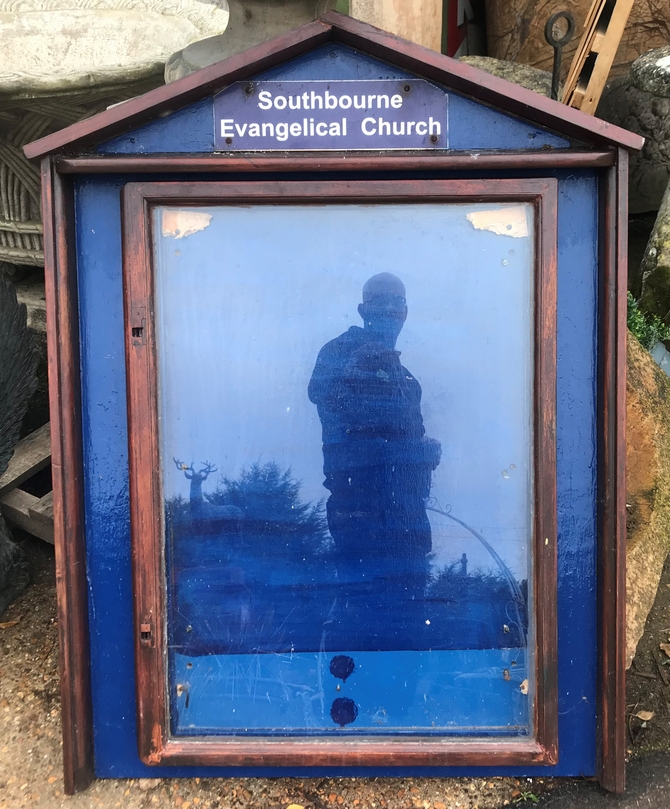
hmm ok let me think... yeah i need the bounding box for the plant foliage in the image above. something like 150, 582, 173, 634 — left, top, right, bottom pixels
628, 291, 670, 349
207, 461, 330, 560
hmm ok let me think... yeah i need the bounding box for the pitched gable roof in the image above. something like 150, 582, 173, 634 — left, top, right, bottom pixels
23, 11, 644, 160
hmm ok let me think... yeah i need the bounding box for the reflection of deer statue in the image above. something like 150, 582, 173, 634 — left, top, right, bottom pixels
174, 459, 217, 517
173, 458, 243, 530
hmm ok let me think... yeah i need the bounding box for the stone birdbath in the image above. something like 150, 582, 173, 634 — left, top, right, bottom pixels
165, 0, 337, 82
0, 0, 230, 275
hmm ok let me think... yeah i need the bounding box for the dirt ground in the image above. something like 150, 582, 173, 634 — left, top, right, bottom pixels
2, 535, 669, 809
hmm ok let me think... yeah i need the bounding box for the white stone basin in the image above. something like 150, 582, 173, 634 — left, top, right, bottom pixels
0, 0, 229, 95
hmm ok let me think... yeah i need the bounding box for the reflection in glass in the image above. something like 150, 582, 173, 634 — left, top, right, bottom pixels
155, 203, 534, 736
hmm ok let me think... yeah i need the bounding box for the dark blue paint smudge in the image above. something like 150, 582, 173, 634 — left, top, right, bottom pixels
331, 697, 359, 727
330, 655, 355, 682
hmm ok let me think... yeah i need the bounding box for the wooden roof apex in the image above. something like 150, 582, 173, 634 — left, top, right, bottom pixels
23, 11, 645, 160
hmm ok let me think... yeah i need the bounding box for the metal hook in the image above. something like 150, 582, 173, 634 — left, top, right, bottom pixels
544, 11, 576, 101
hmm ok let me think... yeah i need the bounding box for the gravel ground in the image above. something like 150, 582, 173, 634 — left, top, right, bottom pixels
6, 533, 669, 809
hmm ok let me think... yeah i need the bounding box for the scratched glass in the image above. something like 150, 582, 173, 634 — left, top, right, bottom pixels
154, 202, 535, 736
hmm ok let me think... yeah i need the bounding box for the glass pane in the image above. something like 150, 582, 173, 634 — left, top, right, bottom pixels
154, 202, 535, 736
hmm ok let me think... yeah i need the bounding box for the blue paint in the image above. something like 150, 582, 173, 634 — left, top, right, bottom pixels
97, 45, 569, 154
172, 649, 529, 734
76, 169, 598, 779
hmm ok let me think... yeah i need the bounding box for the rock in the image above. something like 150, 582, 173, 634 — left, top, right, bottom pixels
626, 332, 670, 668
639, 179, 670, 322
13, 277, 48, 434
0, 518, 28, 616
632, 46, 670, 99
165, 0, 335, 82
596, 76, 670, 214
138, 778, 161, 790
0, 0, 230, 96
0, 278, 38, 617
459, 56, 554, 97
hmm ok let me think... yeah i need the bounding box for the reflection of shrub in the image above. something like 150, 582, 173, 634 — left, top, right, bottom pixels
207, 462, 330, 561
427, 565, 528, 646
165, 493, 188, 523
427, 566, 515, 602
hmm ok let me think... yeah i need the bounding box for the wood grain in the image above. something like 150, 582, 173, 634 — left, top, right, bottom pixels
596, 149, 628, 794
56, 151, 617, 175
40, 157, 94, 793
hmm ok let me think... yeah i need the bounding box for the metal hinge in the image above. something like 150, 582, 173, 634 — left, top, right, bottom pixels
130, 304, 147, 346
139, 621, 154, 647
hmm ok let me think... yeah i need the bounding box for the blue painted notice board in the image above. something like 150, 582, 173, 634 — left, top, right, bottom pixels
25, 11, 637, 794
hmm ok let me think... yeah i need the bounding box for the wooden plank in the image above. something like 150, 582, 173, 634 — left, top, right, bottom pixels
0, 423, 51, 497
563, 0, 636, 114
596, 149, 628, 793
351, 0, 442, 52
124, 177, 559, 768
29, 490, 54, 534
0, 488, 54, 544
56, 151, 618, 175
41, 156, 94, 794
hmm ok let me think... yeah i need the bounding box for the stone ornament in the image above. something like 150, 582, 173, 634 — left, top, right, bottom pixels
166, 0, 334, 82
631, 46, 670, 99
0, 0, 230, 95
597, 46, 670, 214
0, 0, 229, 272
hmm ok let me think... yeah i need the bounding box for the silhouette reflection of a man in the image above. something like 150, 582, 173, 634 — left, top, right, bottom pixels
308, 273, 441, 599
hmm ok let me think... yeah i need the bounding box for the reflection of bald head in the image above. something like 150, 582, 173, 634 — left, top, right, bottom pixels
358, 273, 407, 346
362, 273, 406, 304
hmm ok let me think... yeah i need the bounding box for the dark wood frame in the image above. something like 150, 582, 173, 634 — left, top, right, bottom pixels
595, 150, 629, 794
120, 177, 558, 768
56, 151, 616, 174
40, 158, 94, 792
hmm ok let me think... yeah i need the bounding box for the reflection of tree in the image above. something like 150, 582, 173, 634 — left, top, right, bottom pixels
207, 462, 331, 562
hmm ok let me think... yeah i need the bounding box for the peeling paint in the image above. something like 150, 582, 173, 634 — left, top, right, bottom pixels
162, 209, 212, 239
466, 206, 529, 239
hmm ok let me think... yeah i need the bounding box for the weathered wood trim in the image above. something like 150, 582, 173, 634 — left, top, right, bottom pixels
40, 157, 94, 793
123, 177, 558, 769
155, 738, 553, 767
23, 13, 643, 161
596, 149, 628, 793
121, 188, 168, 763
56, 151, 617, 175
